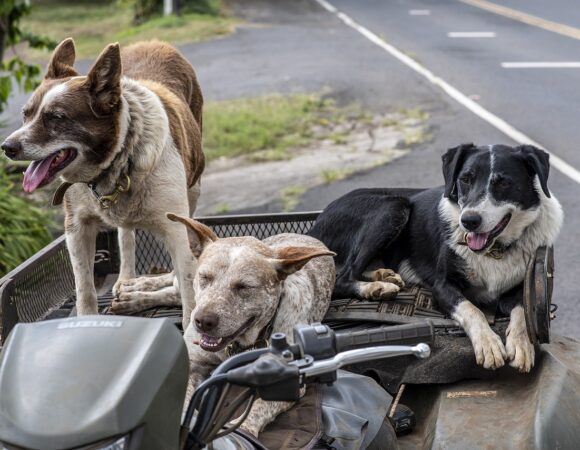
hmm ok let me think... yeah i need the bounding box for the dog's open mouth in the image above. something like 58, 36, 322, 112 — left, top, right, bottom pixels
22, 148, 77, 193
197, 316, 257, 353
466, 213, 512, 253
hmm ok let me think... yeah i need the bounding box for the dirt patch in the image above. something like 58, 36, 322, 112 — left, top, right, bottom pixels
197, 110, 430, 214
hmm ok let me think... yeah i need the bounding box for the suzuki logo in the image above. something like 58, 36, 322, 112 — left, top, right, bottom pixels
57, 320, 123, 329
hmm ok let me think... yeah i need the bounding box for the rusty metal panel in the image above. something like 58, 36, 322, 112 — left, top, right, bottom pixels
397, 334, 580, 450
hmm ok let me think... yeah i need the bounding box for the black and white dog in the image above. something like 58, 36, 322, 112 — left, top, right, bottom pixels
308, 144, 563, 372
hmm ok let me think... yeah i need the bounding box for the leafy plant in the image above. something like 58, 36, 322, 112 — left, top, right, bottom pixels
0, 1, 55, 275
0, 160, 53, 276
0, 0, 56, 112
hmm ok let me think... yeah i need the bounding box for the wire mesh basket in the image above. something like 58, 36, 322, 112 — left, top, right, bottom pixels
0, 212, 320, 341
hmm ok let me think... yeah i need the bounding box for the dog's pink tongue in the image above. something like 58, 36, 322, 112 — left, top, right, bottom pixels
467, 232, 489, 251
22, 155, 57, 193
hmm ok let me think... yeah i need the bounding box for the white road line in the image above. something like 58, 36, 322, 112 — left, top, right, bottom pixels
409, 10, 430, 16
502, 62, 580, 69
313, 0, 580, 185
448, 31, 496, 38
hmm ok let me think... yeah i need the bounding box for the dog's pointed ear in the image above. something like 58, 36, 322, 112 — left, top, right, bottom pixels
45, 38, 78, 79
270, 246, 336, 280
442, 143, 476, 202
516, 145, 551, 198
85, 42, 122, 116
166, 213, 218, 258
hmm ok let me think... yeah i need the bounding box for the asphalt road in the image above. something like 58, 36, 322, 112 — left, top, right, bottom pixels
0, 0, 577, 338
296, 0, 580, 338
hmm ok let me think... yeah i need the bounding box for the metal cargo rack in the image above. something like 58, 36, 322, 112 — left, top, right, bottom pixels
0, 211, 463, 343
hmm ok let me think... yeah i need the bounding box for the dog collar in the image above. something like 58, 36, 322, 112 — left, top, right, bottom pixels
88, 174, 131, 209
52, 155, 133, 207
51, 174, 131, 208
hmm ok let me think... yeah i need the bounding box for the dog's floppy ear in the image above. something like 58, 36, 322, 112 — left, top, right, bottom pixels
270, 246, 336, 280
84, 42, 122, 116
442, 143, 476, 202
166, 213, 218, 258
45, 38, 78, 79
516, 145, 551, 198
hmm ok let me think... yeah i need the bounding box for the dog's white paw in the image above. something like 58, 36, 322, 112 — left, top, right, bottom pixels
110, 292, 143, 314
360, 281, 401, 300
368, 269, 406, 288
114, 274, 175, 297
506, 322, 535, 373
471, 327, 507, 370
112, 278, 130, 297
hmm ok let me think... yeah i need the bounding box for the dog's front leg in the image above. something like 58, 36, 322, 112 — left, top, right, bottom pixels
112, 227, 136, 296
434, 281, 506, 369
453, 300, 507, 369
66, 219, 100, 316
240, 399, 294, 437
498, 286, 535, 372
505, 304, 535, 372
162, 222, 197, 329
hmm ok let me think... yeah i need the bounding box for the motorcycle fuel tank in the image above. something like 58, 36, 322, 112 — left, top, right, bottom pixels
0, 316, 189, 450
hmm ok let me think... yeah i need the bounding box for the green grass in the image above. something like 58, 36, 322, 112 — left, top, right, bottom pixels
213, 202, 231, 214
320, 168, 354, 184
398, 107, 430, 122
403, 127, 431, 147
281, 185, 307, 212
203, 95, 338, 161
22, 0, 235, 60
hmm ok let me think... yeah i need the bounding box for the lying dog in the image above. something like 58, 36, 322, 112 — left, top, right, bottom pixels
1, 39, 204, 325
167, 213, 335, 437
309, 144, 563, 372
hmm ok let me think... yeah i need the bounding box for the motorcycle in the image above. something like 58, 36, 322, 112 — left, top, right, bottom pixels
0, 317, 432, 450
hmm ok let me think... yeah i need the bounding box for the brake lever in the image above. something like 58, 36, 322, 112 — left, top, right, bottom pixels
299, 343, 431, 379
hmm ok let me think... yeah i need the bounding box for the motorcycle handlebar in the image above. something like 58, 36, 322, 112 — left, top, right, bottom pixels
334, 322, 434, 353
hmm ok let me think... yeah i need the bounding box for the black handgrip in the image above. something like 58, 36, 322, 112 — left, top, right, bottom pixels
335, 322, 434, 352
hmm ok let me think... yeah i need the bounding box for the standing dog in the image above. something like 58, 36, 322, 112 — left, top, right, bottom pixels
167, 213, 335, 437
1, 39, 204, 325
309, 144, 563, 372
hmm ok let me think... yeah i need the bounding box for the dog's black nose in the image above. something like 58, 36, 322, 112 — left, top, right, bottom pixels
1, 139, 21, 159
461, 213, 482, 231
194, 311, 219, 332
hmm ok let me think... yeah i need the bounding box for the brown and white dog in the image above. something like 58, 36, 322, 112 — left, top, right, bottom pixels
166, 213, 335, 437
1, 39, 205, 325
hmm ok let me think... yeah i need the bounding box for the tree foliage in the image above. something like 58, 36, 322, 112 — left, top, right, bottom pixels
0, 0, 55, 113
0, 1, 55, 276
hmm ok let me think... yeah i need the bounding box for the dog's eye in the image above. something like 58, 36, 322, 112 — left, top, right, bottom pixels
44, 111, 66, 121
233, 282, 257, 291
22, 108, 32, 119
459, 176, 472, 185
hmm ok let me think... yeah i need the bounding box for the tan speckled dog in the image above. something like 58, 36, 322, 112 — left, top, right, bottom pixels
166, 213, 335, 437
